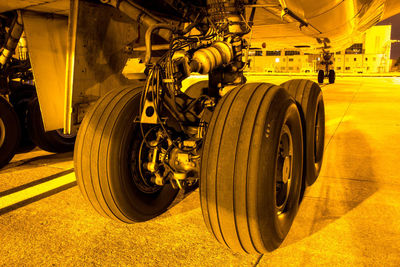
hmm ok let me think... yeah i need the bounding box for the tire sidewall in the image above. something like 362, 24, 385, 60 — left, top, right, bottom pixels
256, 90, 303, 250
304, 86, 324, 186
312, 92, 325, 181
102, 89, 179, 221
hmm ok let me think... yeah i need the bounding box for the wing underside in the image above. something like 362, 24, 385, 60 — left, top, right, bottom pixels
2, 0, 400, 51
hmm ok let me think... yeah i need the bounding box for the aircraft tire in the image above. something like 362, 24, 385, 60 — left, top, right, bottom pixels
74, 86, 178, 223
318, 70, 324, 84
281, 79, 325, 187
0, 96, 21, 168
329, 69, 335, 84
27, 98, 75, 153
9, 85, 36, 153
200, 83, 303, 254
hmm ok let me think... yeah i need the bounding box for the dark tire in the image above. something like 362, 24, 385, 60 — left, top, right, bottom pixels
0, 96, 21, 168
317, 70, 324, 84
281, 79, 325, 186
328, 69, 335, 84
27, 98, 75, 153
74, 86, 179, 223
200, 83, 303, 253
9, 85, 36, 153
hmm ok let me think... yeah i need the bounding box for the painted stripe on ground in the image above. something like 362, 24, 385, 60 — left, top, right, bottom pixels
0, 172, 76, 214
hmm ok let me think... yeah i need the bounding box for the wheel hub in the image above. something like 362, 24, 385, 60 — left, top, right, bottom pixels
282, 156, 291, 184
275, 124, 293, 214
0, 118, 5, 147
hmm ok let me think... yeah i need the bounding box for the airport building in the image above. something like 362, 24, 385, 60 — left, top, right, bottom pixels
248, 25, 393, 73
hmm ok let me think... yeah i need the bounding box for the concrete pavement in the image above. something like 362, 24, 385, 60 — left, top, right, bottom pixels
0, 76, 399, 266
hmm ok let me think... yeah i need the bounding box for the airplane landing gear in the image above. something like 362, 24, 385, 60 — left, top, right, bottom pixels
73, 0, 325, 254
318, 51, 335, 84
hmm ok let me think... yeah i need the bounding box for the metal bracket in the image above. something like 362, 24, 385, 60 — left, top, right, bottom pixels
140, 93, 158, 124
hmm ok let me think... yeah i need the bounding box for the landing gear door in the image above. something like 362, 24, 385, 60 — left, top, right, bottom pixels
22, 11, 68, 131
64, 0, 140, 133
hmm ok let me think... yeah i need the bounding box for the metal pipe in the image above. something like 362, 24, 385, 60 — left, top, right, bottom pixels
17, 32, 28, 60
105, 0, 171, 41
282, 8, 308, 27
0, 12, 23, 66
145, 24, 176, 65
133, 44, 170, 52
181, 22, 197, 35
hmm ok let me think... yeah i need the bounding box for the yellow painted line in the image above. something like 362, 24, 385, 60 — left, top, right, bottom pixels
0, 172, 76, 209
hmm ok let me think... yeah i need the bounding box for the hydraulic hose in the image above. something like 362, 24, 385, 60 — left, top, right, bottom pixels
0, 12, 23, 67
145, 24, 177, 65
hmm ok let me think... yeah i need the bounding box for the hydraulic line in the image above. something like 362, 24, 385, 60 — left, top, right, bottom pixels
0, 12, 23, 67
104, 0, 172, 41
17, 32, 28, 61
207, 0, 248, 34
144, 23, 177, 65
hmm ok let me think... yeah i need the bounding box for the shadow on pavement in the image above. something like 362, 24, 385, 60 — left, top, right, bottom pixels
157, 185, 200, 220
0, 169, 76, 215
281, 129, 378, 249
0, 152, 73, 174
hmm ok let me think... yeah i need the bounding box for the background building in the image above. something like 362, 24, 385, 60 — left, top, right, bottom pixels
247, 25, 393, 73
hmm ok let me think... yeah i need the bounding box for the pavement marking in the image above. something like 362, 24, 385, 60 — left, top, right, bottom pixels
325, 116, 352, 127
254, 254, 263, 266
323, 81, 362, 151
0, 171, 76, 212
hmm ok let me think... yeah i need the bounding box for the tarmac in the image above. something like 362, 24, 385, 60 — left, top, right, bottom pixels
0, 75, 400, 266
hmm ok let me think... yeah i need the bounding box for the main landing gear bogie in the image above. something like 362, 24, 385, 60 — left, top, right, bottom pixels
318, 50, 335, 84
69, 0, 326, 254
318, 69, 335, 84
73, 82, 308, 251
73, 77, 325, 254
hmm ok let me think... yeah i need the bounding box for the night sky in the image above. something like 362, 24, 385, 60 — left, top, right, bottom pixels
378, 13, 400, 59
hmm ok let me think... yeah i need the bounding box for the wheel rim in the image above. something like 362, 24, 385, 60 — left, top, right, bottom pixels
314, 100, 324, 166
275, 123, 294, 215
0, 118, 5, 147
55, 129, 76, 139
